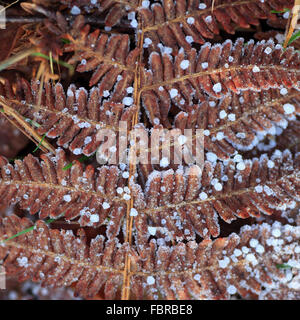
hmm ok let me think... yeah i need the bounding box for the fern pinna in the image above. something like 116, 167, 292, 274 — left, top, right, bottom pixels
0, 0, 299, 300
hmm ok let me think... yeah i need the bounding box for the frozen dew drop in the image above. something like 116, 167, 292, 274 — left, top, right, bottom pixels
148, 226, 157, 235
252, 65, 260, 73
102, 202, 110, 209
71, 5, 81, 15
147, 276, 155, 285
122, 97, 134, 106
169, 88, 178, 98
187, 17, 195, 24
180, 60, 190, 70
227, 285, 237, 295
283, 103, 295, 115
90, 214, 99, 223
280, 88, 288, 95
160, 157, 169, 168
63, 195, 72, 202
130, 208, 138, 217
199, 192, 208, 200
237, 162, 246, 171
213, 83, 222, 93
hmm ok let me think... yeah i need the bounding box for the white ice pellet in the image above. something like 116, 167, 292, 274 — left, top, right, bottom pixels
233, 249, 242, 257
264, 47, 272, 55
202, 62, 208, 69
180, 60, 190, 70
194, 274, 201, 281
219, 110, 227, 119
252, 65, 260, 73
160, 157, 169, 168
249, 239, 258, 248
214, 183, 223, 191
73, 148, 82, 155
169, 88, 178, 98
227, 285, 237, 295
283, 103, 295, 115
147, 276, 155, 285
123, 194, 131, 200
280, 88, 288, 95
130, 208, 138, 216
228, 113, 236, 121
90, 214, 99, 223
272, 228, 281, 238
216, 132, 224, 140
71, 5, 81, 15
116, 187, 123, 194
102, 202, 110, 209
144, 37, 152, 47
63, 195, 72, 202
148, 226, 157, 236
219, 257, 230, 268
213, 83, 222, 93
84, 136, 92, 144
122, 97, 134, 106
203, 129, 210, 136
255, 185, 263, 193
246, 253, 258, 265
122, 171, 129, 178
267, 160, 275, 168
126, 87, 134, 94
142, 0, 150, 8
237, 162, 246, 171
255, 244, 265, 254
199, 192, 208, 200
233, 154, 243, 162
103, 90, 110, 97
206, 152, 217, 163
205, 15, 212, 23
185, 36, 194, 43
17, 257, 28, 267
130, 19, 138, 28
283, 11, 290, 19
187, 17, 195, 24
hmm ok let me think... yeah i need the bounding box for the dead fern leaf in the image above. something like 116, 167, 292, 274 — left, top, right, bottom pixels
0, 149, 128, 233
0, 0, 299, 301
1, 215, 299, 299
0, 214, 127, 299
132, 149, 300, 242
139, 0, 295, 53
0, 78, 137, 156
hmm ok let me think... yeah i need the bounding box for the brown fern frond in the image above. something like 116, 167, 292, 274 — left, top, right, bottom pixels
0, 149, 127, 233
64, 23, 140, 87
129, 222, 300, 300
1, 0, 300, 301
0, 78, 137, 156
139, 0, 294, 54
174, 90, 299, 160
0, 214, 126, 299
141, 88, 300, 161
1, 216, 299, 299
141, 39, 300, 118
132, 150, 300, 242
61, 0, 138, 27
